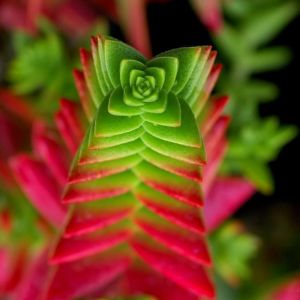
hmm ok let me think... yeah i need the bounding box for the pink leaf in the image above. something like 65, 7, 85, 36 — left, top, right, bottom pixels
190, 0, 223, 33
44, 253, 131, 299
0, 89, 36, 122
117, 0, 152, 57
270, 276, 300, 300
203, 116, 230, 193
127, 263, 199, 300
10, 154, 66, 227
131, 234, 215, 298
32, 122, 70, 186
55, 99, 86, 155
15, 249, 49, 300
204, 177, 255, 231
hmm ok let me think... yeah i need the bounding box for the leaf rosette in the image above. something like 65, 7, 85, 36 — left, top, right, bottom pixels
108, 57, 181, 129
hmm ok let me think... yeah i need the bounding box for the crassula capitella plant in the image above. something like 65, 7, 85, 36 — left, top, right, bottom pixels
7, 35, 250, 300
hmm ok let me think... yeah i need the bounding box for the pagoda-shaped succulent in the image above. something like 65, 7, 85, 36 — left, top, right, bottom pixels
10, 35, 247, 299
45, 36, 218, 299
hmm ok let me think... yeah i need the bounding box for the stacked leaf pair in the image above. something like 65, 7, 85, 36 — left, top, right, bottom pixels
47, 35, 221, 299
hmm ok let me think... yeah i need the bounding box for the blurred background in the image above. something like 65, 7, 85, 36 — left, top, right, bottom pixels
0, 0, 299, 299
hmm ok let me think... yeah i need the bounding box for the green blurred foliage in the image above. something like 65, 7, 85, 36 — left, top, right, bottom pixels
7, 20, 79, 116
215, 0, 299, 193
0, 187, 45, 249
221, 118, 297, 193
210, 221, 259, 286
6, 19, 109, 117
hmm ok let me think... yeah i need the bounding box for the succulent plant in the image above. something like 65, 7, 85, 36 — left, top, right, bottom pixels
6, 35, 258, 299
46, 35, 218, 299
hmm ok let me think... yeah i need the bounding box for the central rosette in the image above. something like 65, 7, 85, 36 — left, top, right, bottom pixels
127, 69, 159, 103
108, 57, 182, 127
120, 59, 168, 113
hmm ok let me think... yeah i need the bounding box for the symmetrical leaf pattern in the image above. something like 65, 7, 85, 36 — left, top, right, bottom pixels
47, 36, 222, 299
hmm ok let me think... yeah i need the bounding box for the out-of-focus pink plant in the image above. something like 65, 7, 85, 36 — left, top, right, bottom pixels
0, 0, 109, 36
0, 89, 36, 187
0, 90, 56, 299
0, 0, 224, 57
189, 0, 223, 33
269, 276, 300, 300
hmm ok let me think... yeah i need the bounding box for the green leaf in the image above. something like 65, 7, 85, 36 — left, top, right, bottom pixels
242, 47, 291, 73
105, 38, 146, 87
214, 274, 237, 300
120, 59, 145, 88
157, 47, 201, 93
211, 221, 259, 284
7, 22, 77, 115
9, 28, 64, 94
142, 92, 181, 127
214, 25, 247, 62
143, 98, 203, 148
0, 190, 45, 247
223, 117, 297, 193
224, 0, 255, 18
95, 97, 144, 137
267, 125, 298, 153
109, 86, 141, 116
239, 159, 274, 194
237, 80, 278, 102
229, 118, 297, 161
148, 57, 178, 92
240, 2, 299, 48
216, 0, 298, 195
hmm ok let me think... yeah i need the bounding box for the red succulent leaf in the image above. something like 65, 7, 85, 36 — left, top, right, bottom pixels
0, 90, 35, 160
26, 0, 43, 33
89, 0, 118, 20
73, 69, 96, 121
15, 249, 49, 300
117, 0, 152, 58
0, 247, 27, 295
0, 0, 28, 31
0, 248, 13, 290
190, 0, 223, 33
10, 154, 66, 227
270, 276, 300, 300
203, 116, 230, 193
0, 90, 36, 188
48, 0, 99, 37
204, 177, 255, 231
127, 264, 199, 300
55, 99, 86, 155
0, 89, 36, 123
0, 209, 12, 232
131, 234, 215, 298
32, 121, 70, 186
0, 112, 23, 158
44, 252, 131, 300
0, 160, 16, 189
0, 0, 99, 35
201, 95, 229, 136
